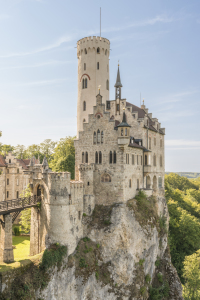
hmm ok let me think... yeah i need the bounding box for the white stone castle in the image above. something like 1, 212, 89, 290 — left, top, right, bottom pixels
75, 35, 165, 204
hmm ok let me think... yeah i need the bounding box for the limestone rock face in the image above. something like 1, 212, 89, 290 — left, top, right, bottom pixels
36, 196, 184, 300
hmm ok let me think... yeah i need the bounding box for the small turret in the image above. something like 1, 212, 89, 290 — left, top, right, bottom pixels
115, 65, 123, 100
117, 109, 131, 145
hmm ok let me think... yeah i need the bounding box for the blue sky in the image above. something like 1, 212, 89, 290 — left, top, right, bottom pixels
0, 0, 200, 172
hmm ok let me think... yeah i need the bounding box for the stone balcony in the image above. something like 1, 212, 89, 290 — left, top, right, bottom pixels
144, 165, 151, 175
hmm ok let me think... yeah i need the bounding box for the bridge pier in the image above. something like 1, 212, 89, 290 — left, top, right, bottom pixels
30, 207, 40, 256
0, 214, 14, 263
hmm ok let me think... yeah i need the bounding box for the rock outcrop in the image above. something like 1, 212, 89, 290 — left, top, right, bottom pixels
35, 194, 183, 300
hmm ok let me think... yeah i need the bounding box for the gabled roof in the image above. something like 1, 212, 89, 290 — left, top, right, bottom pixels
17, 158, 39, 170
0, 155, 6, 167
126, 102, 145, 118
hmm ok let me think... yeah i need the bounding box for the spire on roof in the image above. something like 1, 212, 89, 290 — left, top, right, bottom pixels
114, 65, 123, 88
117, 108, 131, 128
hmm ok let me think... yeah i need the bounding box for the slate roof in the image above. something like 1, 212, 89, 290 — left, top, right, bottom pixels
126, 102, 145, 118
0, 155, 6, 167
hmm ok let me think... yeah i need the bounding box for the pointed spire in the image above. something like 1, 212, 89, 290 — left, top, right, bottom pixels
114, 65, 123, 88
117, 108, 131, 128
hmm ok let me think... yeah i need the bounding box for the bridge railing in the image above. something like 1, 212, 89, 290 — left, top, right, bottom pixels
0, 196, 41, 213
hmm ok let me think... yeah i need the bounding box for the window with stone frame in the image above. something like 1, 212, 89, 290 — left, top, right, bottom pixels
82, 79, 85, 89
129, 179, 132, 188
153, 154, 156, 166
160, 155, 163, 167
160, 139, 163, 147
85, 152, 88, 163
7, 178, 9, 185
158, 177, 162, 188
7, 191, 9, 198
137, 179, 139, 189
149, 137, 151, 149
99, 151, 102, 164
85, 78, 87, 88
132, 154, 134, 165
82, 152, 84, 163
95, 151, 98, 164
97, 62, 99, 70
83, 101, 86, 111
93, 132, 96, 144
154, 137, 156, 146
141, 156, 143, 165
145, 155, 148, 165
106, 101, 110, 109
109, 151, 112, 164
126, 153, 129, 164
97, 129, 100, 143
137, 155, 139, 165
101, 173, 111, 182
101, 131, 104, 143
106, 79, 109, 90
113, 151, 117, 164
84, 63, 86, 70
97, 47, 100, 54
17, 191, 19, 199
84, 48, 87, 54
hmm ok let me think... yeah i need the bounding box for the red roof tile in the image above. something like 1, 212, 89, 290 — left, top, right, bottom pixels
0, 155, 6, 167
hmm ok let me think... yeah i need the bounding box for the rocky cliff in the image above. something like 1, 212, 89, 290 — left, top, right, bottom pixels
34, 193, 183, 300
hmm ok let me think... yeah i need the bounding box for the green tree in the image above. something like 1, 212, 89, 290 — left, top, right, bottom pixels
40, 139, 56, 162
183, 249, 200, 300
0, 144, 14, 155
26, 144, 43, 162
19, 185, 32, 233
49, 136, 75, 178
13, 144, 27, 159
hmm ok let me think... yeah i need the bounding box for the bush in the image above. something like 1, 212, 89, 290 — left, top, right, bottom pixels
82, 237, 90, 242
139, 259, 145, 266
79, 257, 87, 268
13, 226, 20, 236
157, 273, 163, 283
40, 244, 67, 271
145, 274, 151, 283
155, 259, 160, 267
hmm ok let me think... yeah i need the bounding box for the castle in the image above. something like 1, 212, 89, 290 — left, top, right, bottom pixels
0, 35, 165, 262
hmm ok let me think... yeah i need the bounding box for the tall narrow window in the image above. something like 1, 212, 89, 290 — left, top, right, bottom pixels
95, 151, 98, 164
82, 152, 84, 163
137, 155, 139, 165
160, 155, 162, 167
158, 177, 162, 188
106, 101, 110, 109
137, 179, 139, 189
126, 154, 129, 164
117, 104, 120, 111
97, 62, 99, 70
7, 191, 9, 198
109, 151, 112, 164
16, 191, 19, 199
160, 139, 162, 147
145, 155, 147, 165
17, 179, 19, 186
129, 179, 132, 188
82, 79, 85, 89
105, 49, 107, 55
101, 131, 104, 143
153, 154, 156, 166
84, 63, 86, 70
7, 169, 9, 174
106, 79, 109, 90
97, 129, 100, 143
99, 151, 102, 164
149, 137, 151, 149
97, 47, 100, 53
141, 156, 142, 165
121, 128, 123, 136
9, 159, 11, 163
7, 179, 9, 185
83, 101, 86, 111
85, 48, 87, 54
85, 78, 87, 88
17, 168, 19, 173
113, 151, 117, 164
93, 132, 96, 144
125, 128, 127, 136
132, 154, 134, 165
85, 152, 88, 163
154, 138, 156, 146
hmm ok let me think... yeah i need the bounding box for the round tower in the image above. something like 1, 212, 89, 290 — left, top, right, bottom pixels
77, 36, 110, 134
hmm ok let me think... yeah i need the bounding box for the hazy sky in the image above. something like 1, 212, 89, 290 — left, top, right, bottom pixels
0, 0, 200, 172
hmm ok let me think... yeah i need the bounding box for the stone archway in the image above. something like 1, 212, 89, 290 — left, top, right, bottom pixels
153, 176, 157, 190
30, 181, 49, 256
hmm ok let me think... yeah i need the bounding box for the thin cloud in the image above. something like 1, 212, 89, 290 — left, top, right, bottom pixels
0, 36, 73, 58
0, 60, 75, 70
97, 15, 173, 35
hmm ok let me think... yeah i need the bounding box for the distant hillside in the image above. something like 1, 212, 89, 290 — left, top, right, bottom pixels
165, 172, 200, 179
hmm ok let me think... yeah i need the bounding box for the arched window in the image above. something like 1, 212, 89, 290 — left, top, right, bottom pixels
97, 47, 100, 54
93, 132, 96, 144
83, 101, 86, 111
85, 152, 88, 163
160, 155, 163, 167
125, 128, 127, 136
105, 49, 107, 55
97, 129, 100, 143
82, 79, 85, 89
101, 131, 104, 143
95, 151, 98, 164
82, 152, 84, 163
106, 79, 109, 90
99, 151, 102, 164
85, 78, 87, 88
101, 173, 111, 182
97, 62, 99, 70
85, 48, 87, 54
113, 151, 117, 164
109, 151, 112, 164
